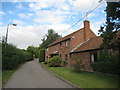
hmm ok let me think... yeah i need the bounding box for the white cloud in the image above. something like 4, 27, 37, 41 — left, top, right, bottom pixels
29, 2, 50, 10
13, 20, 25, 25
18, 13, 28, 18
87, 13, 97, 18
28, 13, 33, 16
72, 0, 100, 12
8, 11, 14, 14
18, 13, 34, 19
28, 1, 71, 11
0, 25, 47, 49
32, 7, 70, 25
0, 11, 5, 15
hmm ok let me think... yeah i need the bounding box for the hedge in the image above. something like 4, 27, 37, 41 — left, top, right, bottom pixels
2, 43, 33, 70
38, 49, 45, 62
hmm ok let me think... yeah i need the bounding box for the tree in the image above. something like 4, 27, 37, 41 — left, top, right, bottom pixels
27, 46, 35, 55
38, 49, 45, 62
39, 29, 61, 49
99, 2, 120, 55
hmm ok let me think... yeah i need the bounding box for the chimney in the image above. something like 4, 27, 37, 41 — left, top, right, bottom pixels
84, 20, 90, 41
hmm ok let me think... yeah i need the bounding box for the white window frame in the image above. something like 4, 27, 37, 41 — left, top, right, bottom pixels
91, 54, 94, 62
65, 41, 68, 47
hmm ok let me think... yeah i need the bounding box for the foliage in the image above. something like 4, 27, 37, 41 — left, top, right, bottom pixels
27, 46, 39, 58
48, 56, 62, 67
2, 43, 33, 70
71, 56, 85, 72
62, 60, 68, 66
38, 49, 45, 62
39, 29, 61, 49
44, 61, 48, 64
98, 2, 120, 55
21, 49, 33, 61
91, 50, 119, 75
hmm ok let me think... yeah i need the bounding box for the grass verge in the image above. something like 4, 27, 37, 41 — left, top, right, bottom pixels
2, 70, 15, 87
39, 63, 118, 88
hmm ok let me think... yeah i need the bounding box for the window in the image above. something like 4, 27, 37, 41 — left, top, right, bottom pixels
91, 52, 97, 62
60, 43, 62, 48
65, 41, 68, 47
60, 55, 61, 57
47, 48, 49, 51
65, 54, 67, 60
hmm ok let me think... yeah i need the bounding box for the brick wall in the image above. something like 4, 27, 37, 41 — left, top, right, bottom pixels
70, 50, 101, 71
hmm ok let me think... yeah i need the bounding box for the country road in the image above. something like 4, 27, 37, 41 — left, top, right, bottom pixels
4, 59, 73, 88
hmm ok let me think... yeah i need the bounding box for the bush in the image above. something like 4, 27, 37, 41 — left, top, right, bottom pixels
48, 56, 62, 67
62, 61, 68, 66
44, 61, 48, 64
72, 58, 84, 72
38, 49, 45, 62
91, 50, 119, 75
2, 43, 33, 70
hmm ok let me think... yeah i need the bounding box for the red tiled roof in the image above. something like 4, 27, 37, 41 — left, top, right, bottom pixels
72, 36, 103, 53
47, 28, 84, 47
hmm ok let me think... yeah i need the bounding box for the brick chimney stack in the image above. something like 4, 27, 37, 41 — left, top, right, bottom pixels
84, 20, 90, 41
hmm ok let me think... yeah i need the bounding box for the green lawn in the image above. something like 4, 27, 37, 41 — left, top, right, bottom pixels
2, 70, 15, 87
40, 63, 118, 88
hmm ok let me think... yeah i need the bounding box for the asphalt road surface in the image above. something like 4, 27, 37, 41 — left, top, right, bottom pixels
4, 59, 73, 88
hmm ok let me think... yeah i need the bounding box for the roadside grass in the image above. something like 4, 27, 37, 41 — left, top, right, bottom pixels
39, 63, 118, 88
2, 70, 15, 87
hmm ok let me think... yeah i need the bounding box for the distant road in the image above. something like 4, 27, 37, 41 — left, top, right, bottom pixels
4, 59, 73, 88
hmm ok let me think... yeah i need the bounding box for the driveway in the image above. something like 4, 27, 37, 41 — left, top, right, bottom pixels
4, 59, 73, 88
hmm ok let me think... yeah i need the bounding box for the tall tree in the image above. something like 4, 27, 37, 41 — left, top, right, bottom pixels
99, 2, 120, 54
39, 29, 61, 49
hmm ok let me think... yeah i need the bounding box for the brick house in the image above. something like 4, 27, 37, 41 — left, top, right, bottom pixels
45, 20, 103, 71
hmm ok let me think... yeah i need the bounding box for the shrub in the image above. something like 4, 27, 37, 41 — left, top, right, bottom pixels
62, 61, 68, 66
48, 56, 62, 67
91, 50, 119, 75
72, 58, 85, 72
38, 49, 45, 62
44, 61, 48, 64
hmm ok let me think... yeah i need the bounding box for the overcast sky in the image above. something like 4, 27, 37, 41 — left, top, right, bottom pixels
0, 0, 107, 49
